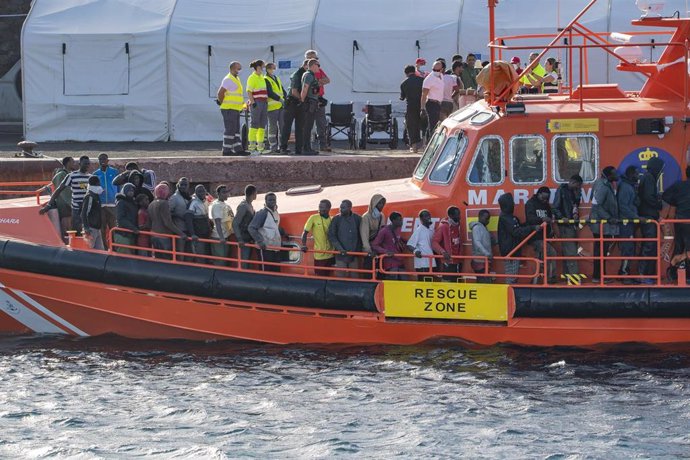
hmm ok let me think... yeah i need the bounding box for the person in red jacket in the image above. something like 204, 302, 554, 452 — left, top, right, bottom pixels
371, 212, 407, 279
432, 206, 462, 277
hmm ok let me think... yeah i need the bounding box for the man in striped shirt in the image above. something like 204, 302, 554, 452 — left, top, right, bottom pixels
41, 155, 92, 234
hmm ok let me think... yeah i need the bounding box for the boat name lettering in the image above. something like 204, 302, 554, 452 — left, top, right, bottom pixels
0, 218, 20, 224
468, 187, 592, 206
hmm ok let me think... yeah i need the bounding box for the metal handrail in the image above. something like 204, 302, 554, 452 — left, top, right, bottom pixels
0, 181, 53, 205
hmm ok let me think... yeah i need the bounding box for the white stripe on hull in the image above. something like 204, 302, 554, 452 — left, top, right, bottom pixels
0, 288, 66, 334
11, 290, 88, 337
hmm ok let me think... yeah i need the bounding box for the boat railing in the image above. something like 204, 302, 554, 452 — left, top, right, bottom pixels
106, 227, 378, 281
486, 0, 689, 109
376, 253, 541, 282
537, 218, 690, 287
0, 181, 52, 205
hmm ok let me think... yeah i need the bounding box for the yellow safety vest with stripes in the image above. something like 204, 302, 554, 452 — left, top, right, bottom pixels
265, 75, 284, 112
220, 73, 244, 111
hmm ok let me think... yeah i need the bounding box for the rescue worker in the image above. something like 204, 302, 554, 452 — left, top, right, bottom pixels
637, 156, 665, 283
246, 59, 269, 155
305, 50, 331, 152
617, 166, 640, 282
216, 61, 246, 156
520, 52, 546, 93
280, 60, 308, 155
300, 59, 321, 155
264, 62, 287, 154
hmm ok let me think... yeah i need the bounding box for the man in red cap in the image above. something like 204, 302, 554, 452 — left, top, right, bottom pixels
415, 58, 428, 78
511, 56, 523, 75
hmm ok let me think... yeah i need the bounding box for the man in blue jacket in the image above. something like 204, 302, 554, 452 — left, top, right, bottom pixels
92, 153, 119, 248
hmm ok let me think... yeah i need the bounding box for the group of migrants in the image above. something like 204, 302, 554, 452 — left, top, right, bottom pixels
218, 50, 331, 156
39, 150, 690, 283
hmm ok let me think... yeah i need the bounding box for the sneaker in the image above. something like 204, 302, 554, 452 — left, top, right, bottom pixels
249, 150, 260, 157
260, 149, 273, 155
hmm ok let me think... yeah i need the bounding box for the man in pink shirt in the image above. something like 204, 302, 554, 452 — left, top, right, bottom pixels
305, 50, 331, 152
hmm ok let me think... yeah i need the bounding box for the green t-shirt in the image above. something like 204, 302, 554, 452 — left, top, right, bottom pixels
304, 213, 334, 260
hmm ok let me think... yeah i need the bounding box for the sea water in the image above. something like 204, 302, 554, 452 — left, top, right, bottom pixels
0, 336, 688, 458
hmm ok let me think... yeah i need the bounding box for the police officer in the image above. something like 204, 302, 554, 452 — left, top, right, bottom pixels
280, 60, 308, 155
216, 61, 246, 156
300, 59, 321, 156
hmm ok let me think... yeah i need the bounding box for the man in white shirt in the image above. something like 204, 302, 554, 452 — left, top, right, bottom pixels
406, 210, 437, 278
440, 60, 459, 121
420, 61, 445, 134
209, 185, 234, 266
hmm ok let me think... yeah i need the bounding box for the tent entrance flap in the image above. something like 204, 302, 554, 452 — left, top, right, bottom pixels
352, 38, 421, 93
63, 39, 130, 96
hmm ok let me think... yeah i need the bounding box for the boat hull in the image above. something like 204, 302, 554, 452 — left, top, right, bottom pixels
1, 268, 689, 347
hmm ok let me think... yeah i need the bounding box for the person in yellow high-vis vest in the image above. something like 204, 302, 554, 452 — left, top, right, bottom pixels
264, 62, 287, 153
246, 60, 269, 155
216, 61, 246, 156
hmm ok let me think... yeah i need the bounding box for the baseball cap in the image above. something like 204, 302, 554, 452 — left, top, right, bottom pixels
511, 56, 521, 64
415, 58, 426, 65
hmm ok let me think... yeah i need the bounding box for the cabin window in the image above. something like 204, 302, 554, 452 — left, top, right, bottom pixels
552, 134, 598, 183
467, 136, 504, 185
429, 134, 468, 184
414, 131, 445, 179
510, 135, 546, 184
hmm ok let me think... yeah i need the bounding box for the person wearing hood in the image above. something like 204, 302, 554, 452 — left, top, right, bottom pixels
186, 184, 212, 264
114, 183, 139, 254
637, 156, 664, 282
617, 166, 641, 281
470, 210, 496, 283
525, 186, 557, 283
148, 183, 185, 259
81, 176, 104, 250
372, 211, 407, 279
360, 194, 387, 270
406, 210, 437, 276
590, 166, 620, 283
127, 170, 154, 203
248, 193, 286, 272
432, 206, 463, 277
169, 177, 193, 259
113, 161, 157, 193
498, 193, 539, 284
552, 174, 583, 276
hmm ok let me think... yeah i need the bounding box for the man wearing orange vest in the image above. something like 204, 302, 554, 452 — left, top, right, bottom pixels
216, 61, 247, 156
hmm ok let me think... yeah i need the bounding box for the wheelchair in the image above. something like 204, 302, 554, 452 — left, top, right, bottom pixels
327, 102, 358, 150
359, 102, 398, 150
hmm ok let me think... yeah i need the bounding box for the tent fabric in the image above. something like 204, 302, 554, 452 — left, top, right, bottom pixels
22, 0, 690, 142
22, 0, 176, 142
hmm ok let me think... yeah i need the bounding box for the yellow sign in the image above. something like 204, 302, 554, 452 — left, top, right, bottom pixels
546, 118, 599, 133
383, 281, 508, 321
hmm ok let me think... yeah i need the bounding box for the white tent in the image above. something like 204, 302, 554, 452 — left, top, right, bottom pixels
21, 0, 690, 142
168, 0, 317, 141
22, 0, 176, 141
